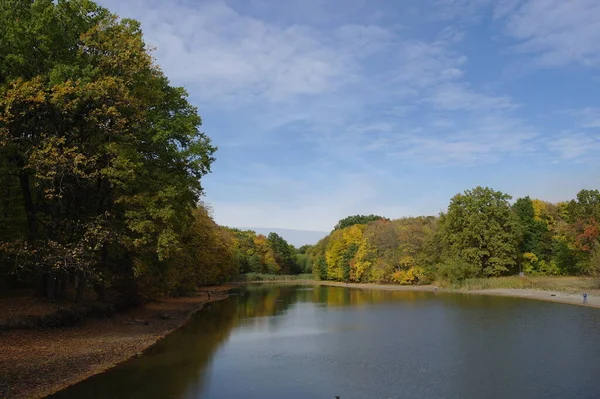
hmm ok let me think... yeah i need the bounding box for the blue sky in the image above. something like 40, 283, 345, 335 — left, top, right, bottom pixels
98, 0, 600, 232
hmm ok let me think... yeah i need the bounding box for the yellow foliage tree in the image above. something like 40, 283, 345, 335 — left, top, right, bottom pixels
325, 230, 346, 281
254, 234, 280, 274
352, 239, 376, 282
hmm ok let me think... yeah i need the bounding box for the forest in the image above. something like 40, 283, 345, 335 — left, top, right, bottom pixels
0, 0, 223, 302
1, 1, 599, 308
0, 0, 310, 304
308, 187, 600, 284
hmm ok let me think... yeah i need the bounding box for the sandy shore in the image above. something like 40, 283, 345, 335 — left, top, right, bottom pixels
0, 285, 234, 399
247, 280, 600, 309
463, 288, 600, 309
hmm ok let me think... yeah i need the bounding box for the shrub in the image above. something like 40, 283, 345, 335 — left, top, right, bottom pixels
239, 273, 314, 282
436, 258, 480, 283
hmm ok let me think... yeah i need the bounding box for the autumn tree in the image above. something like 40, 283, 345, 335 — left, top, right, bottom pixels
513, 196, 554, 272
553, 190, 600, 274
308, 187, 600, 284
141, 205, 238, 297
226, 229, 297, 275
308, 217, 438, 284
0, 0, 219, 300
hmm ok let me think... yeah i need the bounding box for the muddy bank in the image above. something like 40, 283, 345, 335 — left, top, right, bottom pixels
0, 285, 234, 399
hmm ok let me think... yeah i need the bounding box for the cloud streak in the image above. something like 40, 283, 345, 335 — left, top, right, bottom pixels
498, 0, 600, 67
96, 0, 600, 231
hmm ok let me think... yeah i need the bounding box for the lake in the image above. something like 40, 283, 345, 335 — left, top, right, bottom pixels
48, 284, 600, 399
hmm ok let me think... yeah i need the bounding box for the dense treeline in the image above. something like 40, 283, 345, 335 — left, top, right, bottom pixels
0, 0, 237, 302
309, 187, 600, 284
226, 229, 311, 275
2, 2, 597, 306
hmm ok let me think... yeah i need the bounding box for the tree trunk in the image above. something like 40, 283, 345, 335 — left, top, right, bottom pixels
75, 271, 86, 302
95, 283, 106, 302
18, 171, 36, 243
1, 180, 10, 221
46, 272, 57, 300
35, 273, 47, 297
58, 274, 68, 299
94, 242, 110, 302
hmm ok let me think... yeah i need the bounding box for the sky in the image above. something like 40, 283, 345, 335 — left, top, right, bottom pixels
97, 0, 600, 233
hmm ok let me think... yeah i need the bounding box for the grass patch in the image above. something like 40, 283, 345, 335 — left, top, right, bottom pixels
238, 273, 314, 282
447, 276, 600, 293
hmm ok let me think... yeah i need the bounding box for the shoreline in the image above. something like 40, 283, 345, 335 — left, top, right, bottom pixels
0, 285, 235, 399
244, 280, 600, 309
3, 280, 598, 399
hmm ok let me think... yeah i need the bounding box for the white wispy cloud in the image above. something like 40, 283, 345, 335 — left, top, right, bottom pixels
390, 115, 538, 164
390, 40, 466, 88
94, 0, 598, 231
437, 25, 467, 44
493, 0, 522, 19
101, 0, 362, 105
433, 0, 494, 22
567, 107, 600, 128
497, 0, 600, 67
209, 171, 418, 231
547, 132, 600, 160
100, 0, 512, 120
426, 83, 516, 110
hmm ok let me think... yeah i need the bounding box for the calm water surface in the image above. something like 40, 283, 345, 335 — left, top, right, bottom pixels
49, 285, 600, 399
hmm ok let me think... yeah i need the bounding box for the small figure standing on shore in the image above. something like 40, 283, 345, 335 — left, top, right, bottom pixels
583, 292, 588, 304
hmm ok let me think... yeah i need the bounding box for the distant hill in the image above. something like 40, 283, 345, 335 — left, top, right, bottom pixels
237, 227, 328, 247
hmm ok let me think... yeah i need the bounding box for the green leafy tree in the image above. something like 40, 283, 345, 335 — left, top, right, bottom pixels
267, 232, 296, 274
333, 214, 388, 231
248, 253, 264, 274
439, 186, 521, 277
0, 0, 216, 300
342, 243, 358, 283
563, 189, 600, 223
309, 236, 330, 280
294, 253, 312, 273
297, 244, 312, 254
513, 197, 553, 264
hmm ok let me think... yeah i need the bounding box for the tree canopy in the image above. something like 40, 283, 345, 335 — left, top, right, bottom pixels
308, 187, 600, 284
439, 186, 521, 277
333, 214, 388, 231
1, 1, 599, 301
0, 0, 232, 301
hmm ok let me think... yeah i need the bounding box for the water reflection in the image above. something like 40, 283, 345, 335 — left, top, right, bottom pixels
48, 299, 238, 399
48, 285, 600, 399
48, 285, 307, 399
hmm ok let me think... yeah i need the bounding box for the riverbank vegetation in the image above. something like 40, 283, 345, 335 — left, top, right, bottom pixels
1, 0, 599, 311
238, 273, 314, 282
307, 187, 600, 285
225, 229, 312, 276
0, 0, 314, 311
449, 276, 600, 292
0, 0, 237, 305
